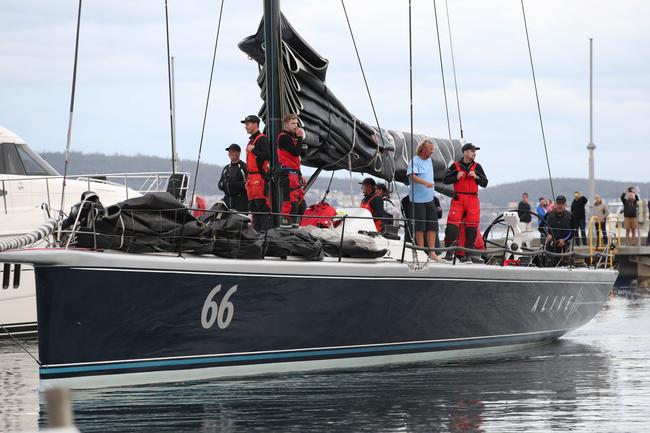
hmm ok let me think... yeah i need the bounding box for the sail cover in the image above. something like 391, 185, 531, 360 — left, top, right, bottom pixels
238, 14, 463, 196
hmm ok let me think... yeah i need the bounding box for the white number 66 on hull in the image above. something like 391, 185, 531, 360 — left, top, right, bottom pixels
201, 284, 237, 330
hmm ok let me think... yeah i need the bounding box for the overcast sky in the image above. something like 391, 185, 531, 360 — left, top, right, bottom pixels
1, 0, 648, 186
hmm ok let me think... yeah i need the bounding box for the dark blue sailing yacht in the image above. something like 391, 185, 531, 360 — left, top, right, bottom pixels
0, 0, 616, 389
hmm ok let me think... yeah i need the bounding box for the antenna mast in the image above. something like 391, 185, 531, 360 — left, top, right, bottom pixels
587, 38, 596, 206
164, 0, 176, 176
171, 56, 180, 173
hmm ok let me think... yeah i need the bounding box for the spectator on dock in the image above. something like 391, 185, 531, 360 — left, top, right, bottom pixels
547, 199, 555, 212
536, 197, 547, 226
591, 194, 609, 247
571, 191, 588, 246
621, 187, 639, 246
647, 200, 650, 246
517, 192, 533, 232
540, 195, 574, 267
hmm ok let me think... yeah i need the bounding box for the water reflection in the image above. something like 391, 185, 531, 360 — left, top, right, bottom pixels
4, 294, 647, 432
49, 340, 612, 433
0, 337, 39, 433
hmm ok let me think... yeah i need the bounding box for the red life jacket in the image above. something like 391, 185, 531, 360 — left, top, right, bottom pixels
300, 202, 338, 228
245, 133, 269, 200
360, 193, 383, 232
192, 195, 207, 218
276, 131, 301, 170
453, 160, 479, 194
246, 133, 269, 175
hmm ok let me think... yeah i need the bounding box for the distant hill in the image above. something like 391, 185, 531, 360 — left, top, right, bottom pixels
41, 151, 647, 206
40, 151, 366, 199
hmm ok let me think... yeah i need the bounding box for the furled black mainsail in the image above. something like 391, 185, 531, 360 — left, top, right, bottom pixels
238, 14, 462, 196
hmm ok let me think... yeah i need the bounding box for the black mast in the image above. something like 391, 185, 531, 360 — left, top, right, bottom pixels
263, 0, 283, 226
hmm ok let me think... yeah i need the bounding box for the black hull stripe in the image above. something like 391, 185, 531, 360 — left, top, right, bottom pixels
40, 330, 564, 378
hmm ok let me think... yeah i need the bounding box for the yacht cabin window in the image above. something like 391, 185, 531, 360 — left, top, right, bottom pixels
0, 142, 59, 176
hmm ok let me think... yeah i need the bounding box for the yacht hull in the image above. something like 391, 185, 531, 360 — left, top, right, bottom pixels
16, 249, 616, 389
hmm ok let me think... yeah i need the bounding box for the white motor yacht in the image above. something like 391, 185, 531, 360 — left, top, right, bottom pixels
0, 126, 184, 336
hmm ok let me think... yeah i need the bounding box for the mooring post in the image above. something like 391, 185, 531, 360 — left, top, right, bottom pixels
46, 388, 74, 428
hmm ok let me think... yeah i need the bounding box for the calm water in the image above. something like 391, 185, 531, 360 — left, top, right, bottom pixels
2, 292, 649, 433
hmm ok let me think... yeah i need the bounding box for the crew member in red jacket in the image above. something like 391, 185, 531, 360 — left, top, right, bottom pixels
242, 115, 271, 231
443, 143, 488, 263
276, 113, 307, 224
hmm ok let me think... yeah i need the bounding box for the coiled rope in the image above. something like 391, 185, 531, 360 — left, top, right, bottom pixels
0, 219, 58, 252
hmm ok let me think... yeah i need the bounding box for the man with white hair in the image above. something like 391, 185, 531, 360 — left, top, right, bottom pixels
406, 139, 443, 262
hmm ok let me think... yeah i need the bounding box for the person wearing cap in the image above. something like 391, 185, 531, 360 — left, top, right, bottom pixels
242, 115, 271, 230
376, 183, 401, 227
218, 143, 248, 212
442, 142, 488, 263
359, 178, 388, 232
540, 195, 574, 267
276, 113, 307, 224
570, 191, 588, 245
406, 139, 443, 262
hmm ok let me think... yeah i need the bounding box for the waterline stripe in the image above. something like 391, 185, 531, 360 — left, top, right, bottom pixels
45, 327, 571, 368
41, 331, 561, 375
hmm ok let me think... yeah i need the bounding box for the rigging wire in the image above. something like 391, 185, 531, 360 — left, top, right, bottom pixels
0, 326, 41, 366
402, 0, 417, 263
164, 0, 176, 177
444, 0, 464, 139
520, 0, 555, 199
340, 0, 387, 163
189, 0, 225, 207
322, 169, 337, 203
432, 0, 453, 145
59, 0, 83, 216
